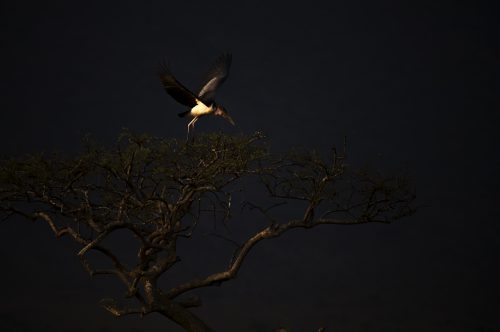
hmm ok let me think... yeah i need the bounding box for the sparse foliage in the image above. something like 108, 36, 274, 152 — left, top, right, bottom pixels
0, 132, 415, 332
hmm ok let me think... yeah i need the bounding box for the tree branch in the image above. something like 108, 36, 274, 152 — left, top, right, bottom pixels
165, 215, 380, 299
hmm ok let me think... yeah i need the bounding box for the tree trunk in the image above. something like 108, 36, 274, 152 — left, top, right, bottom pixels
158, 302, 216, 332
143, 278, 215, 332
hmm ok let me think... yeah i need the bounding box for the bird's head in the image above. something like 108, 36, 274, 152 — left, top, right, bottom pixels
214, 105, 235, 126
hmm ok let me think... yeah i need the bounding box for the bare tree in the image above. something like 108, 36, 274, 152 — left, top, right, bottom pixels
0, 131, 415, 332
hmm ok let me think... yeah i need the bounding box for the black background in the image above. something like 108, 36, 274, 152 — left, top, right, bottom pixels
1, 1, 499, 331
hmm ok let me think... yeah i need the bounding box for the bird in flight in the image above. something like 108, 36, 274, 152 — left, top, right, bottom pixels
159, 53, 235, 137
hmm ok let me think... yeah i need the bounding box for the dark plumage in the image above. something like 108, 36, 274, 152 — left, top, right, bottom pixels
159, 62, 198, 108
197, 53, 232, 104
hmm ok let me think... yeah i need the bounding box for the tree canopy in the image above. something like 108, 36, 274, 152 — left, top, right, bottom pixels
0, 131, 415, 332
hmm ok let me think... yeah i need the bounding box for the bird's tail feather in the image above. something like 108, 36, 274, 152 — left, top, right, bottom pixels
178, 110, 190, 118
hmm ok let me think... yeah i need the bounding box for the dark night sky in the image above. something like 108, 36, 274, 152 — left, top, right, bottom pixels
1, 1, 499, 331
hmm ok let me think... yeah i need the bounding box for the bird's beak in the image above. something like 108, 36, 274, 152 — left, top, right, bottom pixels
224, 114, 235, 126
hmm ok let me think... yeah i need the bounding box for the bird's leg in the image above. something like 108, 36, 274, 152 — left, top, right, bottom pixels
187, 116, 199, 141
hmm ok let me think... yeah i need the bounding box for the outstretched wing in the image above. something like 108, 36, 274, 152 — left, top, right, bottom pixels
197, 53, 232, 104
159, 61, 198, 108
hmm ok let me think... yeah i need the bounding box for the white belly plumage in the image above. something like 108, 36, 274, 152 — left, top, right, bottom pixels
191, 100, 213, 116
